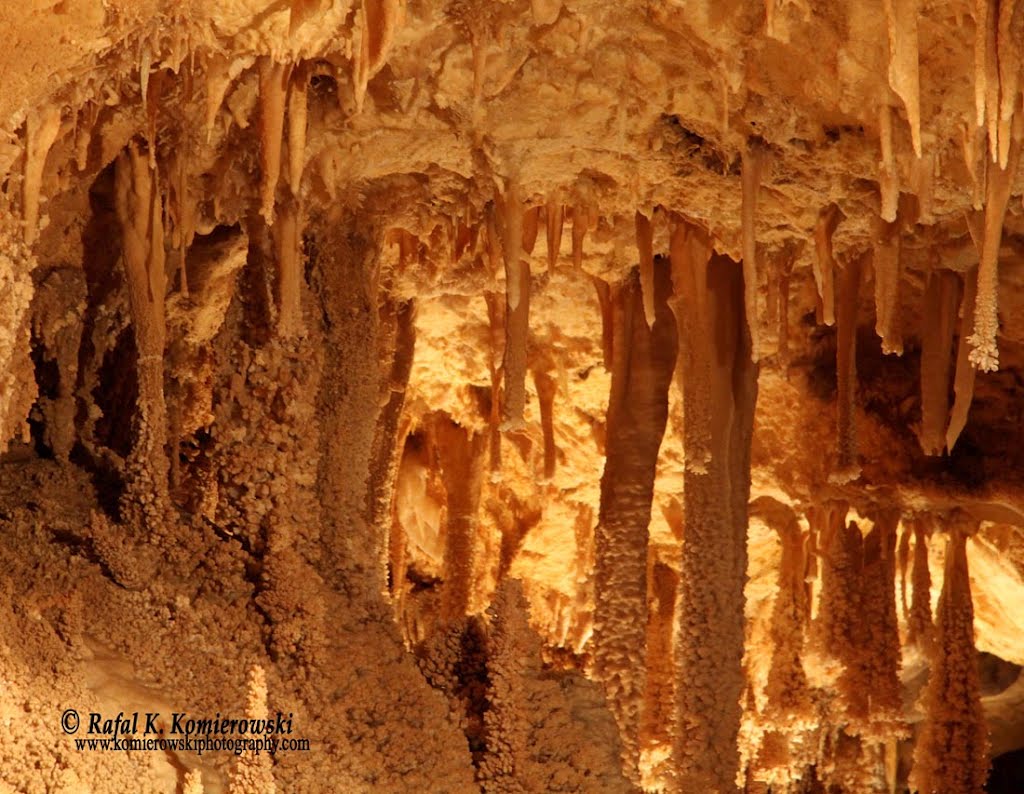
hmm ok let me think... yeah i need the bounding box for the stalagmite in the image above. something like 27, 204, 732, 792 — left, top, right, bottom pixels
906, 519, 934, 648
22, 106, 62, 247
642, 560, 678, 760
878, 105, 899, 222
835, 252, 864, 476
813, 506, 867, 716
478, 580, 533, 791
919, 270, 959, 455
873, 216, 903, 354
758, 498, 812, 720
546, 194, 563, 272
741, 139, 766, 359
114, 142, 170, 532
635, 211, 655, 328
227, 666, 276, 793
968, 121, 1019, 372
859, 514, 903, 729
813, 204, 843, 326
883, 0, 922, 157
501, 186, 529, 430
670, 221, 759, 792
258, 58, 288, 223
947, 267, 978, 452
911, 523, 989, 794
433, 415, 487, 623
288, 69, 308, 195
274, 199, 303, 337
593, 261, 677, 782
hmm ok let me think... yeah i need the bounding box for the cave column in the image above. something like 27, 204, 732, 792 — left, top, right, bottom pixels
592, 260, 677, 782
670, 223, 759, 793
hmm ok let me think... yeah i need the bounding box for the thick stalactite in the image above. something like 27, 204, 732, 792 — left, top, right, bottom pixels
670, 222, 759, 793
592, 260, 677, 782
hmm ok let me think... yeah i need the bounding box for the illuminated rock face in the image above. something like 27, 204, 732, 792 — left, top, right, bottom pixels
3, 2, 1024, 792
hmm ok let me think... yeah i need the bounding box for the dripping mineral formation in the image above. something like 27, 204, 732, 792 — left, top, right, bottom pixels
2, 2, 1024, 792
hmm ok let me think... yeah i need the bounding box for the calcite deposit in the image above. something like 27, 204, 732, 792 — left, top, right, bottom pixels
2, 1, 1024, 792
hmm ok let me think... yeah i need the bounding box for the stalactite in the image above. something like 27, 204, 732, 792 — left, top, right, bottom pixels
883, 0, 922, 157
434, 414, 487, 623
973, 0, 990, 129
546, 194, 563, 272
911, 523, 990, 794
670, 221, 759, 792
741, 139, 766, 360
996, 0, 1023, 168
139, 44, 152, 114
288, 68, 308, 195
204, 52, 232, 141
22, 106, 62, 247
593, 260, 677, 783
502, 185, 524, 312
144, 69, 166, 170
634, 211, 655, 329
484, 292, 504, 472
258, 58, 288, 223
906, 518, 934, 649
984, 0, 1000, 163
776, 242, 799, 367
919, 270, 960, 455
813, 204, 842, 326
532, 369, 557, 479
354, 0, 403, 112
370, 299, 416, 594
274, 198, 303, 337
947, 267, 978, 452
873, 216, 903, 355
522, 205, 541, 256
571, 204, 589, 269
968, 120, 1019, 372
898, 521, 912, 619
835, 252, 864, 477
501, 186, 529, 431
878, 104, 899, 222
114, 142, 170, 532
592, 276, 614, 371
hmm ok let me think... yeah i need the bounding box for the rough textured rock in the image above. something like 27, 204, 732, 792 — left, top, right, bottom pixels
3, 2, 1024, 792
